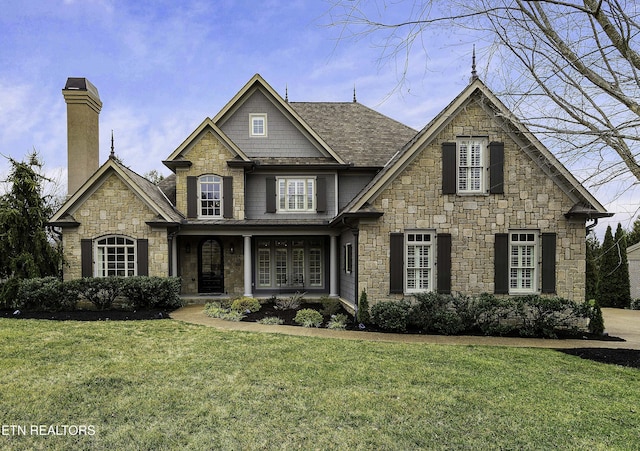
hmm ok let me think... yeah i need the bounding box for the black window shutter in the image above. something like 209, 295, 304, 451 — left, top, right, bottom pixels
266, 177, 276, 213
437, 233, 452, 294
489, 141, 504, 194
494, 233, 509, 294
442, 142, 457, 194
223, 176, 233, 218
137, 239, 149, 276
316, 177, 327, 213
81, 239, 93, 278
389, 233, 404, 294
541, 233, 556, 294
187, 176, 198, 218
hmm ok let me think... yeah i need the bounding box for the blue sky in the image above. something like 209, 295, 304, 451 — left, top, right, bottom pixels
0, 0, 636, 237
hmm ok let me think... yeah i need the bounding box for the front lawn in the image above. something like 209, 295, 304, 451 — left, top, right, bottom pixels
0, 319, 638, 450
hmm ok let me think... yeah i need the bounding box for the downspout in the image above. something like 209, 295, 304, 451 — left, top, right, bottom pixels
586, 218, 599, 235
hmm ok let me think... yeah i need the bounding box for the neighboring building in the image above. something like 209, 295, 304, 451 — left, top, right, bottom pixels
50, 74, 612, 307
629, 242, 640, 300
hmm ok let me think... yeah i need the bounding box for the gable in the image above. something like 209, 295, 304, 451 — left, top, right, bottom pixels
342, 79, 610, 219
163, 118, 250, 171
50, 159, 182, 226
67, 172, 160, 234
219, 88, 327, 159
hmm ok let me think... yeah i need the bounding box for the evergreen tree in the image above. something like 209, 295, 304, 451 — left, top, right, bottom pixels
0, 152, 62, 278
628, 217, 640, 247
599, 224, 631, 308
598, 225, 617, 307
585, 233, 600, 301
613, 223, 631, 308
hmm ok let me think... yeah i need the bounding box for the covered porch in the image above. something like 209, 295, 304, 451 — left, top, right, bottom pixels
171, 227, 340, 298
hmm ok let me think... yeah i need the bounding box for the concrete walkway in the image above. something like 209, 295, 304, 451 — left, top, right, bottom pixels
170, 305, 640, 350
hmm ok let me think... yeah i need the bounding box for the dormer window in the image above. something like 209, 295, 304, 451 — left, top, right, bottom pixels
250, 114, 267, 137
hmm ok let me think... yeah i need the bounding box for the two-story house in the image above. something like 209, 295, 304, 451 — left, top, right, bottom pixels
50, 74, 611, 307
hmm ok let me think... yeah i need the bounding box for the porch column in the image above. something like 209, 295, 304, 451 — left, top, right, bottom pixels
243, 235, 253, 297
330, 235, 339, 297
170, 234, 178, 277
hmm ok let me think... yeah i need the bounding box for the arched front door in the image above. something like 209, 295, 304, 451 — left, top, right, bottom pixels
198, 238, 224, 293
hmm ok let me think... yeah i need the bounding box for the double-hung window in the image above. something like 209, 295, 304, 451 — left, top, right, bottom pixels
509, 231, 537, 293
199, 175, 222, 218
405, 232, 434, 293
457, 138, 486, 193
95, 236, 136, 277
277, 177, 315, 212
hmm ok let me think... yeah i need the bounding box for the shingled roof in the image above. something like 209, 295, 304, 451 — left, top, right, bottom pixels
290, 102, 417, 167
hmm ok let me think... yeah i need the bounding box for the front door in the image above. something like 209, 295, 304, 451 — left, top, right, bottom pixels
199, 238, 224, 293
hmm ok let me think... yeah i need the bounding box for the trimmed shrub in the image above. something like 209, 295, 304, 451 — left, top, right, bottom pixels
231, 296, 261, 313
120, 277, 182, 309
513, 295, 583, 339
371, 300, 410, 332
294, 308, 323, 327
410, 292, 467, 335
75, 277, 124, 310
15, 277, 77, 312
631, 299, 640, 311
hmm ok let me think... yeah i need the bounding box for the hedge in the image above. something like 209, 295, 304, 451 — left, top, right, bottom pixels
370, 292, 599, 339
0, 276, 183, 312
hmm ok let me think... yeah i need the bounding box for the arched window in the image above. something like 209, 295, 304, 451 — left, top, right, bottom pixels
199, 175, 222, 218
95, 235, 136, 277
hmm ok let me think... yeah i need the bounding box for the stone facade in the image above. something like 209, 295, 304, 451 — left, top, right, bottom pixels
357, 100, 587, 303
62, 173, 169, 280
175, 130, 245, 219
178, 235, 244, 296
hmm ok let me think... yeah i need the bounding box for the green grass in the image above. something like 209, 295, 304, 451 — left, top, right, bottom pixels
0, 319, 639, 450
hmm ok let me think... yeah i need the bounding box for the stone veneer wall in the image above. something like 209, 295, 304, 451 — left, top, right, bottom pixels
357, 99, 587, 303
175, 130, 245, 219
178, 235, 244, 296
173, 130, 246, 296
62, 173, 168, 280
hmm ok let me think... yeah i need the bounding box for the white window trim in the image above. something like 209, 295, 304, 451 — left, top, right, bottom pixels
198, 174, 223, 219
456, 137, 488, 194
254, 238, 324, 289
404, 230, 435, 294
94, 235, 137, 278
276, 177, 316, 212
344, 243, 353, 274
509, 230, 539, 294
250, 113, 267, 137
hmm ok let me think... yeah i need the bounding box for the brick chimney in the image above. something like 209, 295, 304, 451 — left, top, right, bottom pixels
62, 78, 102, 196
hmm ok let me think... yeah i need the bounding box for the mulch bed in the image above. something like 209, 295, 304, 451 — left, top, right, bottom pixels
2, 304, 638, 369
0, 309, 172, 321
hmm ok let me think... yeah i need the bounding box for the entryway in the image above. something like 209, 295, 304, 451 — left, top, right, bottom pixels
198, 238, 224, 293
